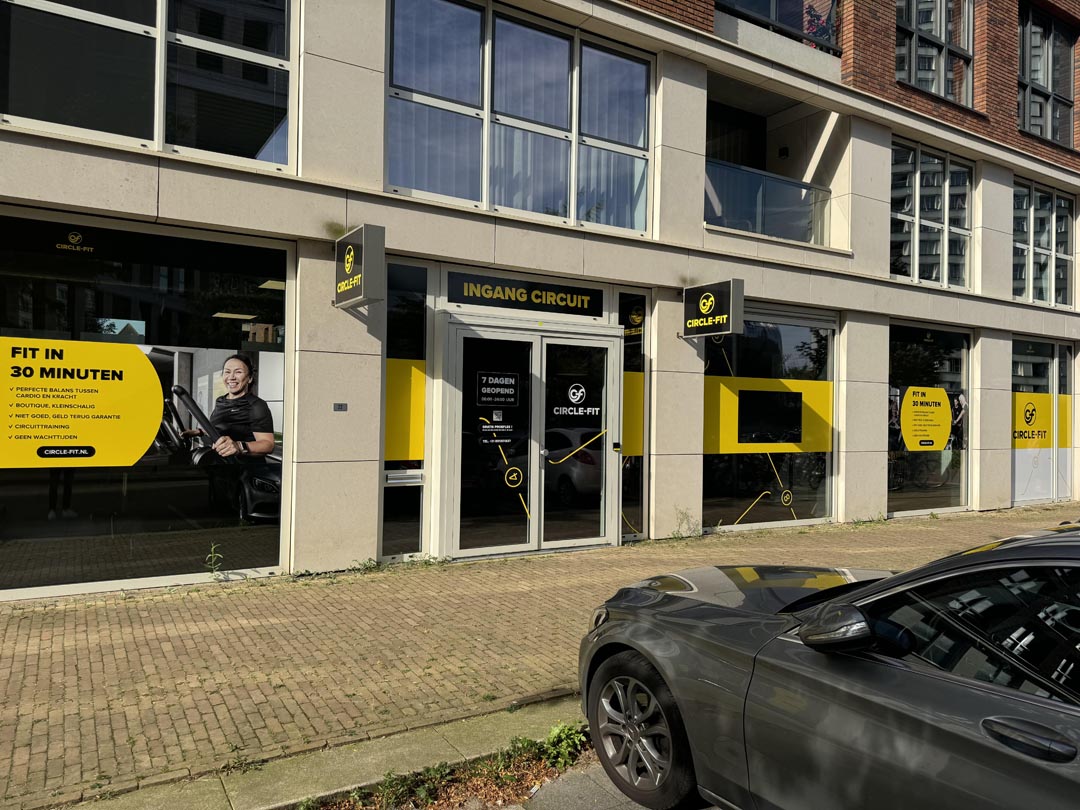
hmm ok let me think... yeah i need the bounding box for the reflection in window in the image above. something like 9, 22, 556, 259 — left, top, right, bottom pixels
896, 0, 973, 106
866, 565, 1080, 703
1019, 3, 1074, 147
387, 1, 650, 230
0, 216, 286, 590
890, 141, 970, 288
170, 0, 289, 58
1014, 180, 1073, 306
166, 44, 289, 164
0, 5, 155, 139
888, 326, 968, 513
703, 322, 833, 529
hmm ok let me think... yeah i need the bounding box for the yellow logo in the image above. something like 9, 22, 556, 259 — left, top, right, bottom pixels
344, 245, 355, 275
504, 467, 523, 489
68, 232, 83, 245
629, 306, 644, 326
699, 292, 715, 315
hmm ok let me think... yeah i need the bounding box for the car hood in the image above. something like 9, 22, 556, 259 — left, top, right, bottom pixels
629, 564, 891, 614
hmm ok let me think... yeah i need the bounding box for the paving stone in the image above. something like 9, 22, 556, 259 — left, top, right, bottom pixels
2, 503, 1078, 807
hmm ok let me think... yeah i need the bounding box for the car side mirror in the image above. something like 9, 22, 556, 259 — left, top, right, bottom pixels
798, 603, 873, 653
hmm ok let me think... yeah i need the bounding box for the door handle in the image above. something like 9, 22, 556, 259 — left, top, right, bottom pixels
981, 717, 1078, 763
612, 441, 621, 453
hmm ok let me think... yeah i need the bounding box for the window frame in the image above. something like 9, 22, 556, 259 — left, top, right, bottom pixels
1013, 178, 1074, 308
1018, 3, 1075, 148
895, 0, 974, 107
856, 560, 1080, 707
0, 0, 299, 172
889, 140, 973, 291
384, 0, 655, 236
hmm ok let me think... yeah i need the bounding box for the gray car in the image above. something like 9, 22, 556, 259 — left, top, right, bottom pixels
579, 527, 1080, 810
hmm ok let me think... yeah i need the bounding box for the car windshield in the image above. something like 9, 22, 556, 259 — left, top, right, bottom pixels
779, 578, 886, 613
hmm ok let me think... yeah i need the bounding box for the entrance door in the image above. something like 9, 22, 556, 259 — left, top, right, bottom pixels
1012, 341, 1072, 503
448, 323, 620, 557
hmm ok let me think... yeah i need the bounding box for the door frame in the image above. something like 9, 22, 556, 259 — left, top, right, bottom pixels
434, 312, 624, 558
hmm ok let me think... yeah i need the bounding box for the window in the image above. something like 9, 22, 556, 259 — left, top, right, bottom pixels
890, 142, 971, 289
864, 565, 1080, 703
0, 1, 293, 166
1019, 4, 1074, 147
387, 0, 651, 232
1013, 180, 1073, 306
896, 0, 973, 106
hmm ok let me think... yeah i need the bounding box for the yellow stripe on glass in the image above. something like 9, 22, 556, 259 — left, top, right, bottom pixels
703, 376, 833, 455
622, 371, 644, 457
1059, 394, 1072, 449
385, 359, 426, 460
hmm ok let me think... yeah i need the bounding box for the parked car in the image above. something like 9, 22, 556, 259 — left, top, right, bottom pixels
544, 428, 603, 507
579, 526, 1080, 810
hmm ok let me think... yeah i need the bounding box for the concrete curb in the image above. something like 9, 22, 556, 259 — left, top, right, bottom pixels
69, 694, 584, 810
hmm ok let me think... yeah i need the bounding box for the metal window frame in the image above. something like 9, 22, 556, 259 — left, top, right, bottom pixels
384, 0, 655, 236
1018, 4, 1075, 147
1014, 178, 1075, 309
890, 140, 972, 291
0, 0, 298, 172
896, 0, 973, 106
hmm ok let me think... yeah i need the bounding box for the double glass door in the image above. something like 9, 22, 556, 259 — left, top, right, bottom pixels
448, 324, 621, 556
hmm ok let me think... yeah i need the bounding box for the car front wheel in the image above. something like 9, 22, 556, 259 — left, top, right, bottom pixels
588, 651, 701, 810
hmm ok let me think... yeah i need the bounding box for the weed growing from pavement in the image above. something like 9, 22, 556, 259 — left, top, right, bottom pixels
301, 722, 591, 809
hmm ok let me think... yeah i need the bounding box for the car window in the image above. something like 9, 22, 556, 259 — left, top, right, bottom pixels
545, 431, 572, 451
862, 564, 1080, 704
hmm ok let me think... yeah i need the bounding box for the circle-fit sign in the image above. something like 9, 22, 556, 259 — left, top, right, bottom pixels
568, 383, 586, 404
1025, 402, 1037, 426
699, 292, 715, 314
344, 245, 355, 275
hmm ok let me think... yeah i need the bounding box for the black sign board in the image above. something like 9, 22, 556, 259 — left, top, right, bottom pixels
682, 279, 744, 338
448, 272, 602, 317
334, 224, 385, 309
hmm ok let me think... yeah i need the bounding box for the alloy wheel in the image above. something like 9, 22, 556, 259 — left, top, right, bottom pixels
596, 675, 673, 791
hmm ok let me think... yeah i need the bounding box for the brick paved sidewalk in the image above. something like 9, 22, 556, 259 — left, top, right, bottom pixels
3, 503, 1079, 809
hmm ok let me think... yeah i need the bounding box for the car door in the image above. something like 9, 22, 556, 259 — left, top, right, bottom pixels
743, 561, 1080, 810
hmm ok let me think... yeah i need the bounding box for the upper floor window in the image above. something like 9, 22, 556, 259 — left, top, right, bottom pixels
0, 1, 292, 167
890, 141, 971, 289
895, 0, 973, 106
1013, 181, 1073, 306
387, 0, 651, 233
716, 1, 838, 52
1018, 4, 1075, 148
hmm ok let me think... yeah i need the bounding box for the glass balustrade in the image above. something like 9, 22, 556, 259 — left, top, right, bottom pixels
704, 159, 830, 246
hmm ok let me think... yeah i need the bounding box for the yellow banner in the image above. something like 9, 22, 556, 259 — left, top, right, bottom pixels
900, 386, 951, 451
703, 376, 833, 455
1060, 394, 1072, 449
1013, 392, 1053, 450
385, 358, 426, 461
1, 338, 161, 468
622, 371, 644, 457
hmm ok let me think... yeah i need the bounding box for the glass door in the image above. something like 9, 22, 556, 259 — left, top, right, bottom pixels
448, 323, 621, 557
541, 340, 611, 546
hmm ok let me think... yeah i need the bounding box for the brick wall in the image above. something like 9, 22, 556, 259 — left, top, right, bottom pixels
620, 0, 713, 32
841, 0, 1080, 174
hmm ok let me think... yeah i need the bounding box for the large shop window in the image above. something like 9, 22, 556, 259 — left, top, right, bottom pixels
895, 0, 973, 106
0, 1, 292, 165
888, 325, 968, 513
702, 321, 834, 528
1013, 181, 1073, 306
890, 141, 971, 289
382, 264, 428, 558
1012, 339, 1071, 503
1018, 3, 1074, 148
0, 216, 286, 590
387, 0, 651, 232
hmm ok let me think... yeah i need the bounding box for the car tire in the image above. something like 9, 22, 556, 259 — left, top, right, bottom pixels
588, 651, 702, 810
556, 476, 577, 507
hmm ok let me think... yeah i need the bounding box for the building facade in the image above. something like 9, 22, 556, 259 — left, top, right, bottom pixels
1, 0, 1079, 597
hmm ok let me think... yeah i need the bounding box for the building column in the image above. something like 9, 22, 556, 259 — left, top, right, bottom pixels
647, 288, 705, 537
287, 239, 386, 572
653, 53, 707, 248
836, 311, 889, 521
970, 329, 1013, 510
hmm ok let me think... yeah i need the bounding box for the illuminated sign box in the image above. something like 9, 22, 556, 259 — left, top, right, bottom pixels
682, 280, 744, 338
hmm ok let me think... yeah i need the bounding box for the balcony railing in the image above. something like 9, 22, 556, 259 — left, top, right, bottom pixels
716, 0, 839, 54
705, 159, 830, 246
